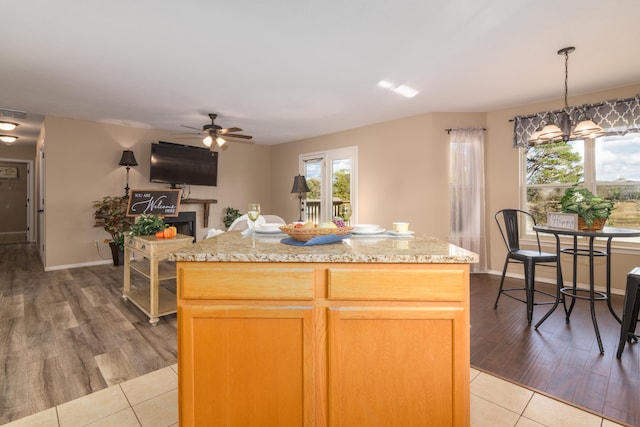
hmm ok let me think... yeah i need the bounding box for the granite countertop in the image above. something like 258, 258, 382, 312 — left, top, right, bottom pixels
169, 231, 478, 264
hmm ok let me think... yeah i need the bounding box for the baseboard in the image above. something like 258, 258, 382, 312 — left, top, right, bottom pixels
45, 259, 115, 271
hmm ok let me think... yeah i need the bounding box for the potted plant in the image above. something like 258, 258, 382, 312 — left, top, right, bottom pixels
559, 184, 614, 230
128, 214, 167, 237
223, 207, 241, 229
93, 196, 133, 266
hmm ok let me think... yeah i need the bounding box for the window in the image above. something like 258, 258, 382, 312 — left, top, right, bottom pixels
300, 147, 357, 224
523, 132, 640, 232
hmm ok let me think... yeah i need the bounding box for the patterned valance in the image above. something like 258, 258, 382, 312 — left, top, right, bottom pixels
512, 94, 640, 148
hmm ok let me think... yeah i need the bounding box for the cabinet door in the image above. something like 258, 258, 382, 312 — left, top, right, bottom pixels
179, 305, 315, 427
327, 307, 469, 427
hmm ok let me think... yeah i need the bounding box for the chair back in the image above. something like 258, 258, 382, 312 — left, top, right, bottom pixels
495, 209, 542, 254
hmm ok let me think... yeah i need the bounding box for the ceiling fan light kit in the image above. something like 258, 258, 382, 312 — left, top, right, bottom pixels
530, 46, 604, 144
177, 113, 253, 150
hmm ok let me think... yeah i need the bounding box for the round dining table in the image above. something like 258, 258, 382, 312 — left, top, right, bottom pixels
533, 225, 640, 354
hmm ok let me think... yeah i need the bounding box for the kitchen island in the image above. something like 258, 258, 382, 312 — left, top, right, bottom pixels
170, 232, 478, 427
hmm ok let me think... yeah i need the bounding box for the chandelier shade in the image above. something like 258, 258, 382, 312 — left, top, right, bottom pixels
530, 47, 604, 144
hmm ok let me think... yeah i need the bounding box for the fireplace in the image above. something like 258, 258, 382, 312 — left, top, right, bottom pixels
164, 211, 197, 241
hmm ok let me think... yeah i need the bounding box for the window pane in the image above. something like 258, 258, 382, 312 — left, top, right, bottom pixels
332, 158, 351, 222
526, 140, 583, 185
304, 159, 322, 223
525, 140, 584, 224
596, 134, 640, 229
596, 134, 640, 182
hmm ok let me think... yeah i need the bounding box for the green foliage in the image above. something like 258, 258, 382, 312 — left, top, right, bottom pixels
128, 214, 167, 236
559, 184, 614, 226
93, 196, 133, 250
526, 142, 583, 185
223, 207, 241, 228
306, 178, 321, 200
333, 170, 351, 201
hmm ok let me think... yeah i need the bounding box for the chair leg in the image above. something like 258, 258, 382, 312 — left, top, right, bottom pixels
617, 275, 640, 358
524, 260, 535, 325
494, 257, 510, 309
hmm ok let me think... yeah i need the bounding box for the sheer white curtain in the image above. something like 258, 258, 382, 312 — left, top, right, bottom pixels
449, 129, 487, 273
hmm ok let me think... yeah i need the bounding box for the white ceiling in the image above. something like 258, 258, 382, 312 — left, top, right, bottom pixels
2, 0, 640, 148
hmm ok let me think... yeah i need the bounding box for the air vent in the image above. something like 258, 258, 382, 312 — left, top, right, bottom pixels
0, 109, 27, 120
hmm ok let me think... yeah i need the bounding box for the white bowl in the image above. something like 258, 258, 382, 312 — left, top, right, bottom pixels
352, 224, 380, 233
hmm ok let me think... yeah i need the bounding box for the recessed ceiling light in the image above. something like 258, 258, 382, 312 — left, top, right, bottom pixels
393, 85, 419, 98
0, 121, 18, 131
0, 135, 18, 144
377, 80, 420, 98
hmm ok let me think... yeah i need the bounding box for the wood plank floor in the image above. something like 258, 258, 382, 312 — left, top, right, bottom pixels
1, 243, 637, 425
0, 243, 177, 425
471, 273, 638, 426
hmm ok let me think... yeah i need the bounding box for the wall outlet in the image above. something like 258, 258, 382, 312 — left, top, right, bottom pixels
93, 240, 100, 248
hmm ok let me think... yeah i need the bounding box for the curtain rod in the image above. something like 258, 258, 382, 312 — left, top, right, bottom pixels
509, 94, 639, 122
445, 128, 486, 134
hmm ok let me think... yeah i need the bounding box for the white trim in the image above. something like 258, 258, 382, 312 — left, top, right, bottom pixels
44, 259, 114, 271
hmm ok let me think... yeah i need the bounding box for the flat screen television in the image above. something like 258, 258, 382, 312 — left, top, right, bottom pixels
150, 141, 218, 187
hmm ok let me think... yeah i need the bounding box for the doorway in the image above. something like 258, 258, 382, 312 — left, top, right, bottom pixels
0, 159, 32, 244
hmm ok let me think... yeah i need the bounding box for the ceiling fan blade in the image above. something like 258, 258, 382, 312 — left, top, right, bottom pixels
224, 133, 253, 140
171, 132, 202, 136
180, 125, 202, 131
218, 127, 242, 134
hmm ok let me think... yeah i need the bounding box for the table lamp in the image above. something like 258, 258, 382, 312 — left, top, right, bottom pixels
290, 174, 311, 222
119, 150, 138, 198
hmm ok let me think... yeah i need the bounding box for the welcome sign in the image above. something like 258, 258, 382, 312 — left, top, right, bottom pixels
127, 189, 182, 217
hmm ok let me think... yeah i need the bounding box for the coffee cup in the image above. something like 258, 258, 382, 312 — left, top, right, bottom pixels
392, 222, 410, 233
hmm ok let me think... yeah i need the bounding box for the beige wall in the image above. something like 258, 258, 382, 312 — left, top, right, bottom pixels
486, 83, 640, 293
271, 84, 640, 293
43, 116, 272, 269
271, 112, 487, 239
36, 83, 640, 293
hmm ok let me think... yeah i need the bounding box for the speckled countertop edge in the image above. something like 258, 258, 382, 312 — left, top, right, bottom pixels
169, 232, 479, 264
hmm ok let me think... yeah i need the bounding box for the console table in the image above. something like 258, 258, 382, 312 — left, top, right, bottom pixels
123, 234, 193, 325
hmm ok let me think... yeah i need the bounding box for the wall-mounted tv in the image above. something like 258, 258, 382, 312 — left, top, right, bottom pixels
150, 141, 218, 187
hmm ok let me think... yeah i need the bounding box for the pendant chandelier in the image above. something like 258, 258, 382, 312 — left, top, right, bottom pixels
529, 47, 604, 144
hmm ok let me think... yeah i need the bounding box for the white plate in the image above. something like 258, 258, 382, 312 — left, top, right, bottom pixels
386, 230, 415, 236
352, 227, 386, 235
255, 223, 285, 233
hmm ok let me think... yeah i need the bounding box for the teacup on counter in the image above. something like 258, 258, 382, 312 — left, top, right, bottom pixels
392, 222, 410, 233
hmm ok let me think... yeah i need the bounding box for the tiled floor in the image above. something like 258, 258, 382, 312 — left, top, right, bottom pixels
2, 366, 626, 427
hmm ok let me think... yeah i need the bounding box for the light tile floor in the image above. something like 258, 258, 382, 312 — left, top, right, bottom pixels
2, 366, 626, 427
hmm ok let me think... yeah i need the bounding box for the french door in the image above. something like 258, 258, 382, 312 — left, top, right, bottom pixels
300, 147, 357, 224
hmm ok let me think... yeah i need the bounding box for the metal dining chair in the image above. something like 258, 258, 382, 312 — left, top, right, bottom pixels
494, 209, 562, 325
616, 267, 640, 358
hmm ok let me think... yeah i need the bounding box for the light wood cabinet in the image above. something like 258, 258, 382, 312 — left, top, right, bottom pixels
177, 261, 470, 426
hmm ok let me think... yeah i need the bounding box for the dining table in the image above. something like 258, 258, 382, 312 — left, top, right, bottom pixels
533, 225, 640, 354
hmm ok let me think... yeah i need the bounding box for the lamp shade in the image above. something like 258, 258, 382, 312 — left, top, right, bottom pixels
118, 150, 138, 167
291, 174, 310, 193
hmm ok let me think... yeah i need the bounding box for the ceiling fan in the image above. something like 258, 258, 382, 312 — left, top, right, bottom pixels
177, 113, 253, 150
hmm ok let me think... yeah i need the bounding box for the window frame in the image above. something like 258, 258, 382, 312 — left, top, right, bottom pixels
521, 133, 640, 249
